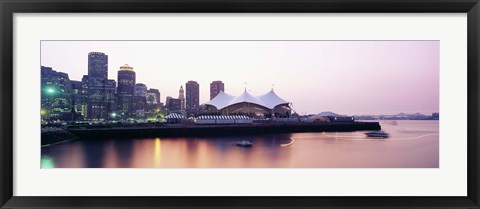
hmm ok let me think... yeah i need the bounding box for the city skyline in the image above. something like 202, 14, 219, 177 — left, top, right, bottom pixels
41, 41, 439, 115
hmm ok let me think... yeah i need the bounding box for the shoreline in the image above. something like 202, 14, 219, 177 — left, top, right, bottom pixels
41, 127, 78, 146
41, 122, 381, 144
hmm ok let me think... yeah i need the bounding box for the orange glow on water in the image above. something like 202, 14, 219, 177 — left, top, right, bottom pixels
154, 138, 161, 168
41, 121, 439, 168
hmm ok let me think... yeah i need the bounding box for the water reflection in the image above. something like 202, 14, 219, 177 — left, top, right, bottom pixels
41, 120, 439, 168
154, 138, 161, 168
82, 140, 106, 168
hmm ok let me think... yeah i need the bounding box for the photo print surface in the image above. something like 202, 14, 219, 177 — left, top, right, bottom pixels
40, 41, 439, 168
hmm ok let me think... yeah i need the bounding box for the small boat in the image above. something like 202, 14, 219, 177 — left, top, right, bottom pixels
236, 140, 253, 147
365, 131, 389, 138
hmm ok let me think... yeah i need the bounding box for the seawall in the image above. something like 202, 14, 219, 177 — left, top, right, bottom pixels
41, 127, 78, 146
66, 122, 381, 139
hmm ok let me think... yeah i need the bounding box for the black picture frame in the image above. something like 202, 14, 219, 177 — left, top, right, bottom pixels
1, 0, 479, 208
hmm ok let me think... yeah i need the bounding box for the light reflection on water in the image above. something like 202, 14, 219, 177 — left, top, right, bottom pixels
41, 120, 439, 168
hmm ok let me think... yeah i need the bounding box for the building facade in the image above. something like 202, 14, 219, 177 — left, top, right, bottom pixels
185, 81, 199, 113
178, 85, 185, 110
87, 52, 108, 80
135, 83, 148, 97
41, 66, 72, 120
145, 88, 161, 117
132, 96, 146, 118
85, 52, 117, 120
146, 88, 160, 105
166, 96, 182, 112
71, 80, 88, 118
117, 64, 136, 116
210, 80, 224, 100
83, 75, 117, 119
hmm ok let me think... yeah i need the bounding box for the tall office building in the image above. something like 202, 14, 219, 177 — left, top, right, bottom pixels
87, 52, 108, 80
85, 51, 116, 119
178, 85, 185, 110
83, 75, 116, 119
117, 64, 136, 115
135, 83, 148, 97
210, 80, 224, 100
185, 81, 199, 112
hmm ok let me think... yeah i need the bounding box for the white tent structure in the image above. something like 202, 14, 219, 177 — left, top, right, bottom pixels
204, 89, 291, 116
165, 113, 186, 123
258, 89, 290, 109
165, 113, 185, 119
204, 91, 236, 110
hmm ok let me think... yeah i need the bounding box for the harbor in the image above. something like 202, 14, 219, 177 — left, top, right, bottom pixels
41, 120, 438, 168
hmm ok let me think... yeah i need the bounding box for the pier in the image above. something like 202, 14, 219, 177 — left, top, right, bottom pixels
42, 121, 381, 142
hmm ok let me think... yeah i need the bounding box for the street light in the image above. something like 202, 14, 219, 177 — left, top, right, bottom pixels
46, 87, 55, 94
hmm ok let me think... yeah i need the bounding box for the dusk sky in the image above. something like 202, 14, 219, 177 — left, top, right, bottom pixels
40, 41, 439, 115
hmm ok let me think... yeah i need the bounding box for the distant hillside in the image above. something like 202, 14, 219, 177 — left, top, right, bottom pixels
315, 111, 342, 117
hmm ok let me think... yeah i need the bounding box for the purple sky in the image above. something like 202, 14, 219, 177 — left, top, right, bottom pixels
41, 41, 439, 115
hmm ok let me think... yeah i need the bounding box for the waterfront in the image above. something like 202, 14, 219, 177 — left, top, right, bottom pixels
41, 120, 439, 168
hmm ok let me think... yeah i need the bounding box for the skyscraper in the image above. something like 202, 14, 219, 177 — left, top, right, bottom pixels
185, 81, 199, 112
117, 64, 136, 115
178, 85, 185, 110
87, 52, 108, 80
210, 80, 224, 100
85, 52, 116, 119
83, 75, 116, 119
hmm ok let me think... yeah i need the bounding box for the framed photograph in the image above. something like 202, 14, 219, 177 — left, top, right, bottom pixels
1, 0, 479, 208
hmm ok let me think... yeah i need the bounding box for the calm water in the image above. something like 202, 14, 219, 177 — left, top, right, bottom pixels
41, 120, 439, 168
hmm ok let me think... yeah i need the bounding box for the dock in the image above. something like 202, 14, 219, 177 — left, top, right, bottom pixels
64, 121, 381, 139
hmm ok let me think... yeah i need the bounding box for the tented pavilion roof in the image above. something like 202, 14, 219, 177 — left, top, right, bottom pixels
204, 89, 290, 111
258, 89, 290, 109
204, 91, 236, 110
